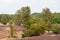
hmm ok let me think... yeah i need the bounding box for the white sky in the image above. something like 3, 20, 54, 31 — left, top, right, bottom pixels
0, 0, 60, 14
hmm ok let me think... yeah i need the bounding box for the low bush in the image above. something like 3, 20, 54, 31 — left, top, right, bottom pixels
51, 26, 60, 34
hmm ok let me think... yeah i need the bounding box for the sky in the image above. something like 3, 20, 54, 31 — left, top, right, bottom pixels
0, 0, 60, 14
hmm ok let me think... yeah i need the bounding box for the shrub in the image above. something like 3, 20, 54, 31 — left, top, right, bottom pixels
8, 20, 17, 38
51, 26, 60, 34
22, 26, 45, 38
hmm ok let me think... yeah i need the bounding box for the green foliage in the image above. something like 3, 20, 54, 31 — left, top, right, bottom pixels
22, 26, 45, 38
42, 8, 54, 31
0, 14, 3, 22
8, 15, 14, 22
8, 20, 14, 25
0, 7, 60, 38
8, 20, 17, 38
53, 13, 60, 24
22, 18, 46, 38
31, 13, 42, 24
21, 6, 31, 28
14, 10, 22, 25
51, 24, 60, 34
1, 14, 9, 24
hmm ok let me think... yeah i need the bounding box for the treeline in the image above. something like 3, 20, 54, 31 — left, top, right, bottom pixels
0, 7, 60, 38
0, 9, 60, 25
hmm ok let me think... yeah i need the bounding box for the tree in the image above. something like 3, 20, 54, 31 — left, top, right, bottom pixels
51, 25, 60, 34
21, 6, 33, 37
8, 15, 14, 22
22, 18, 46, 37
42, 8, 53, 31
8, 20, 17, 38
0, 14, 3, 22
31, 13, 42, 24
21, 6, 31, 28
14, 10, 22, 25
1, 14, 9, 24
53, 12, 60, 24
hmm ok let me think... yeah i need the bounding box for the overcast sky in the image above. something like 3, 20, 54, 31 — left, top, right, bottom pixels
0, 0, 60, 14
